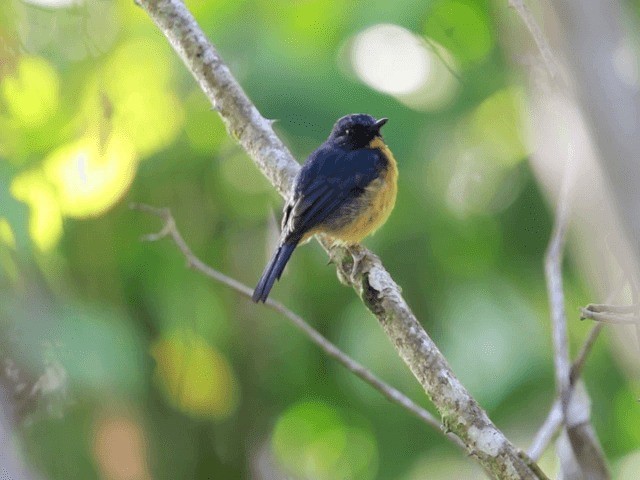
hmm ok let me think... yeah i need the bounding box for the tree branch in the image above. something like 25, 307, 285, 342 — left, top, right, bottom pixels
527, 323, 603, 460
135, 1, 547, 477
580, 310, 640, 325
131, 203, 467, 451
528, 270, 628, 463
507, 3, 609, 476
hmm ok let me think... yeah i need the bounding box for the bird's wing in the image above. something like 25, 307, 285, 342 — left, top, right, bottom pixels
281, 146, 384, 242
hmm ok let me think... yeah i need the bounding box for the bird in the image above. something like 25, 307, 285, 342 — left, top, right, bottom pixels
252, 113, 398, 303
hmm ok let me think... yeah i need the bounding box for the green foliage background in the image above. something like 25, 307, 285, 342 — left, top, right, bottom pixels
0, 0, 638, 479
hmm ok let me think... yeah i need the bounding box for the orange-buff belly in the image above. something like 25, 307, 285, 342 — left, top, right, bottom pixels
322, 137, 398, 245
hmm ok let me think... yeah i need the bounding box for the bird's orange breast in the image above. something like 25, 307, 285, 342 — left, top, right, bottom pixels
322, 137, 398, 245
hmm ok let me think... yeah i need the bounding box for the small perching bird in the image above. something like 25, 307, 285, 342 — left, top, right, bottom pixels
252, 114, 398, 302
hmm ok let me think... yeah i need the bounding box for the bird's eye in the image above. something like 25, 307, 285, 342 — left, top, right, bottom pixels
344, 129, 350, 135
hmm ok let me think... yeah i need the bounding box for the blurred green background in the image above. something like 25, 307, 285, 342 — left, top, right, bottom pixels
1, 0, 639, 479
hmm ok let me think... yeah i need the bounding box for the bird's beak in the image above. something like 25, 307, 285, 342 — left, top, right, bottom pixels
373, 117, 388, 133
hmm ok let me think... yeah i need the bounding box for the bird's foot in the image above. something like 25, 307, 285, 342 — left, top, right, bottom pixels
346, 245, 366, 284
327, 244, 341, 266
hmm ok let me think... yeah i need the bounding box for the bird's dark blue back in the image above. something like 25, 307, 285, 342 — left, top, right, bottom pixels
282, 143, 387, 242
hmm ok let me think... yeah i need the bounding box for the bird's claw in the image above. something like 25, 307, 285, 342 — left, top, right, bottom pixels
327, 245, 341, 265
347, 245, 366, 284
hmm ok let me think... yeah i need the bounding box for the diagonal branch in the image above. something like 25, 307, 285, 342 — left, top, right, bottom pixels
528, 271, 628, 462
527, 323, 603, 460
508, 3, 609, 476
131, 203, 465, 451
135, 1, 547, 477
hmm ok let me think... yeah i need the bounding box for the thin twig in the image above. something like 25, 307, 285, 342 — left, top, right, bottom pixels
527, 323, 603, 460
579, 309, 640, 325
508, 0, 561, 81
542, 142, 609, 478
569, 324, 604, 385
131, 203, 465, 450
544, 144, 575, 413
583, 304, 638, 314
422, 36, 462, 83
528, 398, 562, 462
528, 271, 625, 461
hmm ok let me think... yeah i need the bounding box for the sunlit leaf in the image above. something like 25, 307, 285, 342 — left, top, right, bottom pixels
43, 128, 137, 218
102, 39, 184, 157
1, 56, 60, 127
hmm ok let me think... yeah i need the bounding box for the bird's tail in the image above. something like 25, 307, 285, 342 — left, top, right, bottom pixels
252, 241, 298, 302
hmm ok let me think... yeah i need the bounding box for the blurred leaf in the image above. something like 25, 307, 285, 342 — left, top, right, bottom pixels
151, 331, 239, 419
614, 388, 640, 447
470, 86, 529, 167
1, 56, 59, 127
424, 0, 495, 65
260, 0, 347, 61
102, 39, 184, 157
151, 274, 232, 349
55, 304, 146, 396
183, 89, 227, 153
272, 401, 378, 480
43, 127, 138, 218
10, 168, 63, 251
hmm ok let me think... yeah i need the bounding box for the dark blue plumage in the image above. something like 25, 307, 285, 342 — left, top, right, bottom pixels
252, 114, 396, 303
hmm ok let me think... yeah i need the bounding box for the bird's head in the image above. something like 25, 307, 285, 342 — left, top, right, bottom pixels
329, 114, 388, 149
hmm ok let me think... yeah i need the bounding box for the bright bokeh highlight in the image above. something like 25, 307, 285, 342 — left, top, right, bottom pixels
102, 40, 184, 157
350, 24, 458, 110
43, 129, 137, 218
351, 24, 430, 96
1, 56, 60, 127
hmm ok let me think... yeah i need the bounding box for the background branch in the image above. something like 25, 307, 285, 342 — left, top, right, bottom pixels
544, 146, 574, 414
508, 0, 561, 81
527, 323, 603, 460
508, 2, 609, 476
136, 1, 546, 477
